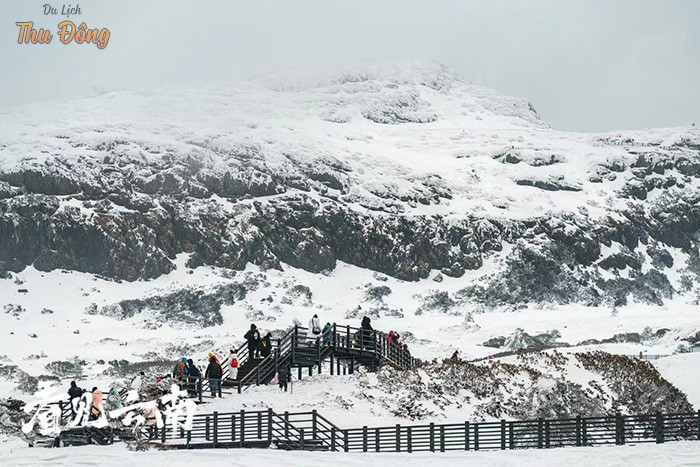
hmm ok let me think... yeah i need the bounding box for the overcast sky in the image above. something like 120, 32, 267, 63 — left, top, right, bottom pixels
0, 0, 697, 132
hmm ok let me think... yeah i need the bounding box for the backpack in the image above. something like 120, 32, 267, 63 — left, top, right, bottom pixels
231, 358, 238, 368
261, 340, 268, 349
312, 325, 321, 335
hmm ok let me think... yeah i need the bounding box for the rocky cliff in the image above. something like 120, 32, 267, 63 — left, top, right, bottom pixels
1, 61, 699, 308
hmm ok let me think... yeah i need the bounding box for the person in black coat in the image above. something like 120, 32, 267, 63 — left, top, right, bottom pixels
187, 359, 201, 396
260, 332, 272, 358
205, 356, 223, 397
67, 381, 84, 417
360, 316, 374, 349
277, 366, 290, 392
244, 324, 261, 358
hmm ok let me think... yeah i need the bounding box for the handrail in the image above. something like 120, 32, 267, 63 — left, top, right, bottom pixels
140, 409, 700, 453
203, 322, 418, 397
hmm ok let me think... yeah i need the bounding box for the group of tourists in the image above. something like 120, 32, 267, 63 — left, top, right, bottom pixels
244, 324, 273, 359
67, 381, 103, 420
307, 314, 334, 345
144, 317, 413, 401
171, 351, 236, 398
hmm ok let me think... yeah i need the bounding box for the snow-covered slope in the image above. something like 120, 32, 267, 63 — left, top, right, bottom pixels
1, 61, 699, 425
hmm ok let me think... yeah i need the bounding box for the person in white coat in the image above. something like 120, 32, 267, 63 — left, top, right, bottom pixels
229, 350, 239, 380
307, 314, 321, 343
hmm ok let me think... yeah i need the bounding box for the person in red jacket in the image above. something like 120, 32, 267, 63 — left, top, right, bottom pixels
229, 349, 239, 380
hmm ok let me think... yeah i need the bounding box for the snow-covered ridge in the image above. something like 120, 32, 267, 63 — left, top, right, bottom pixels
0, 60, 699, 305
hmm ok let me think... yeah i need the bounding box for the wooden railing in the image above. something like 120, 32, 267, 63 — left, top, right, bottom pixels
231, 323, 418, 394
147, 409, 700, 452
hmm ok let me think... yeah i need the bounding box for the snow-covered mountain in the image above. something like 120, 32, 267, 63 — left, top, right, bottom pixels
1, 61, 699, 308
0, 61, 699, 425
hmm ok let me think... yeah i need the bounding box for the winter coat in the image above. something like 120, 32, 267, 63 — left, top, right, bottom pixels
277, 367, 289, 381
91, 390, 103, 416
361, 317, 373, 331
188, 363, 201, 379
144, 406, 158, 426
322, 324, 333, 343
307, 316, 321, 339
68, 386, 83, 399
244, 329, 260, 344
260, 335, 272, 357
173, 361, 188, 379
205, 360, 223, 379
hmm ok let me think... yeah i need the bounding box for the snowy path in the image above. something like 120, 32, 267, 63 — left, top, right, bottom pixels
1, 439, 699, 467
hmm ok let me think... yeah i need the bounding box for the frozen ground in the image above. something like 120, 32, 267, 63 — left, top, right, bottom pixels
1, 257, 698, 401
1, 255, 698, 419
655, 353, 700, 408
1, 437, 699, 467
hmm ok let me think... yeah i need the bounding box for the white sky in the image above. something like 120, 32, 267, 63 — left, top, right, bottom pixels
0, 0, 697, 131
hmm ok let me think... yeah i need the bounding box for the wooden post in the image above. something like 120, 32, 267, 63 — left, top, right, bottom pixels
231, 414, 236, 441
331, 427, 336, 451
464, 422, 470, 451
213, 412, 218, 447
257, 412, 262, 439
284, 411, 289, 439
474, 423, 479, 451
537, 419, 543, 449
396, 424, 401, 452
240, 410, 245, 447
430, 422, 435, 452
655, 413, 664, 444
407, 426, 412, 453
312, 410, 318, 440
615, 413, 623, 445
298, 367, 302, 381
346, 326, 350, 350
350, 355, 355, 374
375, 427, 380, 452
582, 418, 588, 446
330, 355, 334, 376
267, 408, 273, 446
205, 415, 210, 441
333, 323, 337, 347
344, 430, 349, 452
300, 428, 305, 450
575, 416, 581, 446
161, 422, 166, 443
440, 425, 445, 452
274, 347, 279, 377
362, 426, 368, 452
317, 338, 322, 373
508, 422, 514, 449
545, 420, 550, 448
500, 419, 506, 450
